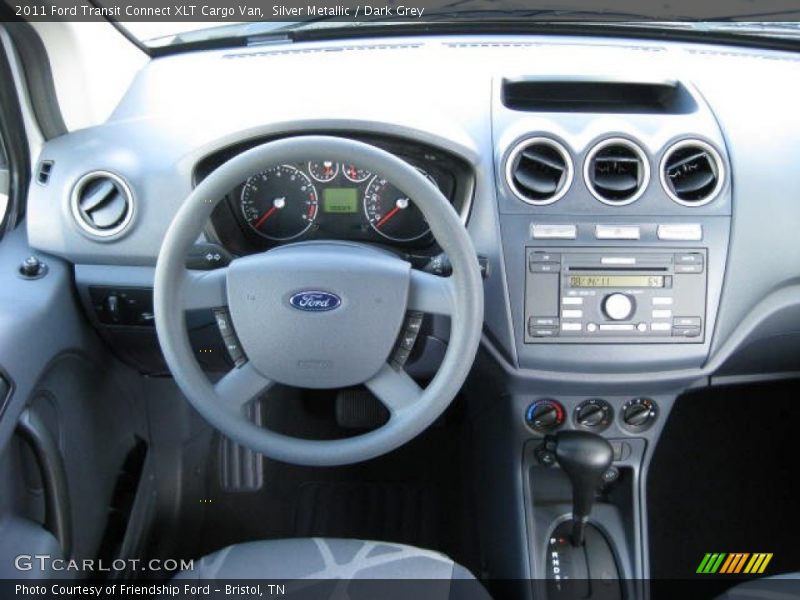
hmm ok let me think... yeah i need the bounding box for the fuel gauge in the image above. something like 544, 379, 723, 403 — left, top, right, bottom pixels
342, 164, 371, 183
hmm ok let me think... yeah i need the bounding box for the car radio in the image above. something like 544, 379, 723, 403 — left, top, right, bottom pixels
524, 248, 707, 343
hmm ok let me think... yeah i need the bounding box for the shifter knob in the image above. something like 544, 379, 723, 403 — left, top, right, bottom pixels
550, 431, 613, 546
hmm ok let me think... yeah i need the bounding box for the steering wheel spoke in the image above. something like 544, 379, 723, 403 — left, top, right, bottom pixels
365, 363, 424, 414
182, 268, 229, 310
408, 269, 455, 316
214, 362, 274, 413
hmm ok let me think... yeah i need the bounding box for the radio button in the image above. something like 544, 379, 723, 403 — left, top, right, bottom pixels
675, 253, 704, 265
562, 297, 584, 306
651, 322, 671, 332
652, 309, 673, 319
652, 297, 673, 306
673, 317, 701, 327
602, 293, 634, 321
587, 323, 598, 333
675, 263, 704, 274
673, 326, 701, 338
530, 317, 559, 327
530, 252, 562, 263
637, 323, 648, 332
530, 328, 559, 338
562, 309, 583, 319
561, 323, 583, 332
530, 262, 561, 274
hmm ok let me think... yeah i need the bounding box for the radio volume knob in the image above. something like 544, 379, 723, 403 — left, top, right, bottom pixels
603, 293, 634, 321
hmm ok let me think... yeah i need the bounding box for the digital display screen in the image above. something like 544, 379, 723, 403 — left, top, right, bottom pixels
322, 188, 359, 213
569, 275, 665, 288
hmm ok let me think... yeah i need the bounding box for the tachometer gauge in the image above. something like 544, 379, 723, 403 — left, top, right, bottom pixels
342, 164, 372, 184
363, 171, 437, 242
307, 160, 338, 183
240, 165, 318, 241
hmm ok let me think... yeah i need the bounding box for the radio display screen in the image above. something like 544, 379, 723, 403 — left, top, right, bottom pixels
569, 275, 665, 288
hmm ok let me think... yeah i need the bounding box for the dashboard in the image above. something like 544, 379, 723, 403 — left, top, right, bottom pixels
24, 34, 800, 385
198, 134, 473, 255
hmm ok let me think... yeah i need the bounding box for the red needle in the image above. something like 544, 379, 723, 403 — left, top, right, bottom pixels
376, 206, 401, 228
254, 206, 278, 229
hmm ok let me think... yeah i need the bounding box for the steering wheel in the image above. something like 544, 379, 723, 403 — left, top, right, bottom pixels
154, 136, 483, 466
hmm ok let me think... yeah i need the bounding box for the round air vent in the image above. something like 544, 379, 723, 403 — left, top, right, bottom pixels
660, 140, 724, 207
584, 138, 650, 206
505, 137, 573, 205
70, 171, 134, 238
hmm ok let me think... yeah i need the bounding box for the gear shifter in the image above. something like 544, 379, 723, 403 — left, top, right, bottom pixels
549, 431, 613, 547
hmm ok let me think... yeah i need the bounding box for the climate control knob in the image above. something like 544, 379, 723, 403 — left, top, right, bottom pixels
603, 293, 634, 321
621, 397, 658, 431
575, 398, 612, 430
525, 399, 565, 433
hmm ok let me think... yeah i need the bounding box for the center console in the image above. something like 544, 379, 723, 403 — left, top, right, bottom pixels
469, 75, 734, 598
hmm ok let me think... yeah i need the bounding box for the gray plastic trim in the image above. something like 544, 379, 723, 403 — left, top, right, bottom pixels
504, 136, 574, 206
659, 138, 726, 207
69, 170, 135, 240
583, 137, 651, 207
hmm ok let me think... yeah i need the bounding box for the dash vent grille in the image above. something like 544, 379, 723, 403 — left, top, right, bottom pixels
70, 172, 134, 238
505, 138, 573, 205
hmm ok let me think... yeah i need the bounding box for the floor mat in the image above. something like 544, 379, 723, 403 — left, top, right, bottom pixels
294, 481, 442, 551
185, 387, 480, 575
648, 379, 800, 597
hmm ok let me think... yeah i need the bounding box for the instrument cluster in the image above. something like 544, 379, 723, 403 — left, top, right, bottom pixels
238, 160, 445, 244
203, 134, 472, 254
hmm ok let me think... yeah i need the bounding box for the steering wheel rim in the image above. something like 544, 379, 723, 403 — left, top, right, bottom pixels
154, 136, 483, 466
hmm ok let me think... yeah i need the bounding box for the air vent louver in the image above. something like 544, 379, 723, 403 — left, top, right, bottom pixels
661, 141, 723, 206
71, 172, 133, 238
585, 140, 649, 205
506, 138, 573, 205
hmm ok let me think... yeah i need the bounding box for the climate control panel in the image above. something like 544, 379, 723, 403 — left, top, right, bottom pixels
524, 397, 659, 435
524, 247, 707, 343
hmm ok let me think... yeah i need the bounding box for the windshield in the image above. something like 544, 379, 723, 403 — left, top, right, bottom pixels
113, 3, 800, 50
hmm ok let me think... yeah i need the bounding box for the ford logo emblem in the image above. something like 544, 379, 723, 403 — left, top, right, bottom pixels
289, 290, 341, 312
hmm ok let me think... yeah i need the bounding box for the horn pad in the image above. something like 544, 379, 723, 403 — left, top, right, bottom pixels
226, 242, 411, 388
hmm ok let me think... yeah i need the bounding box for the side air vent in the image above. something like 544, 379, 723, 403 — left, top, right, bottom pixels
505, 137, 573, 205
70, 171, 134, 238
584, 139, 650, 206
36, 161, 54, 185
660, 140, 724, 207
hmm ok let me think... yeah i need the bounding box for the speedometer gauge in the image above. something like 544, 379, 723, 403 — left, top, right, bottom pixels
240, 165, 318, 241
363, 171, 437, 242
308, 160, 338, 183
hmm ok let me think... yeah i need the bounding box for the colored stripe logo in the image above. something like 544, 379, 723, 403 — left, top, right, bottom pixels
697, 553, 773, 574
